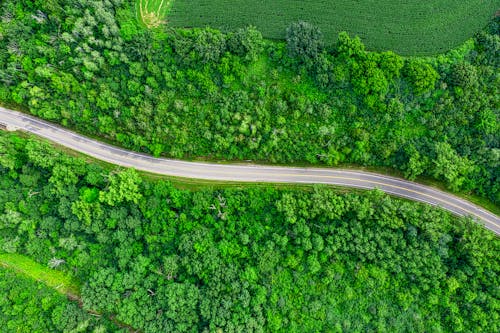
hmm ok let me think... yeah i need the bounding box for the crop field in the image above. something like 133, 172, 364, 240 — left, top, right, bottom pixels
167, 0, 500, 55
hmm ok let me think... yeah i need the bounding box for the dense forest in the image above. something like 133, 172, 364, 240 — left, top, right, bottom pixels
1, 131, 499, 332
0, 0, 498, 205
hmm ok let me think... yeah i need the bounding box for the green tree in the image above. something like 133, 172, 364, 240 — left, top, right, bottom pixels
403, 145, 429, 181
194, 28, 227, 64
336, 31, 365, 59
286, 21, 324, 65
227, 26, 264, 62
99, 168, 143, 206
432, 142, 475, 191
403, 60, 439, 95
448, 62, 479, 89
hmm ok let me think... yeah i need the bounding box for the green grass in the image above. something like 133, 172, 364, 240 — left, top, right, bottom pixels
167, 0, 499, 55
0, 253, 80, 299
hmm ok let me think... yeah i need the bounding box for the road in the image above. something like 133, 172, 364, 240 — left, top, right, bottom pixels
1, 106, 499, 235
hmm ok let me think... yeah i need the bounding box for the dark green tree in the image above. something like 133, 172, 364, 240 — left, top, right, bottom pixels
286, 21, 324, 65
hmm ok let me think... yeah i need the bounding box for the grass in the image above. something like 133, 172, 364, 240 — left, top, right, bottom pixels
0, 253, 80, 299
167, 0, 499, 55
136, 0, 172, 28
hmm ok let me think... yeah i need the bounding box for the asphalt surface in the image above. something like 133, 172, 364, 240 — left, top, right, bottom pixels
1, 106, 499, 235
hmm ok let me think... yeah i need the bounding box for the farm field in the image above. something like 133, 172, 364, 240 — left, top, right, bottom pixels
168, 0, 500, 54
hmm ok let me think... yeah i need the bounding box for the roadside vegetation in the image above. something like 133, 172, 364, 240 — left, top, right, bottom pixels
1, 131, 499, 332
0, 0, 498, 207
169, 0, 499, 54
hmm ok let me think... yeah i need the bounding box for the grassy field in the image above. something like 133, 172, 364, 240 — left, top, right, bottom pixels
167, 0, 499, 55
0, 253, 80, 299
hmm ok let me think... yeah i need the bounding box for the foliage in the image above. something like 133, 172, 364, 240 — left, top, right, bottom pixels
286, 21, 324, 65
0, 267, 117, 333
403, 59, 440, 95
432, 142, 476, 192
0, 253, 80, 297
0, 132, 499, 332
227, 26, 264, 62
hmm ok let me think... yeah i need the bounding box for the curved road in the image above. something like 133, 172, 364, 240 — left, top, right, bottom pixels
1, 107, 499, 235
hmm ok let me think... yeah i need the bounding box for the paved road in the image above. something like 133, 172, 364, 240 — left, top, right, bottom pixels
1, 106, 499, 235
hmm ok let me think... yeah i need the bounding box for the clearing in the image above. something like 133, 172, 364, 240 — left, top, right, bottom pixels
137, 0, 172, 28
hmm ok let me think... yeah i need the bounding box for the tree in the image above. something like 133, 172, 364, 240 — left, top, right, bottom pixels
49, 164, 79, 195
25, 139, 60, 169
0, 135, 25, 171
99, 168, 143, 206
157, 282, 200, 332
378, 51, 404, 80
403, 145, 429, 181
448, 62, 479, 89
194, 28, 227, 64
336, 31, 365, 59
286, 21, 324, 65
432, 142, 475, 191
403, 59, 439, 95
350, 56, 389, 106
227, 26, 264, 62
474, 31, 500, 66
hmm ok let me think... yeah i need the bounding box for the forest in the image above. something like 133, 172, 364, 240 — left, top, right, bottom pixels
0, 0, 498, 206
1, 131, 499, 332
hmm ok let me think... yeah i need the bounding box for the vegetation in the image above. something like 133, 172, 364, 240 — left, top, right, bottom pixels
0, 253, 80, 298
168, 0, 499, 54
0, 0, 498, 206
1, 131, 499, 332
0, 267, 118, 332
0, 2, 498, 330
